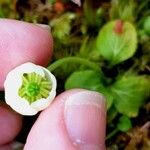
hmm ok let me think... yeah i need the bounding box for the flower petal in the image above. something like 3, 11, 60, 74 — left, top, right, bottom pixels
4, 62, 57, 116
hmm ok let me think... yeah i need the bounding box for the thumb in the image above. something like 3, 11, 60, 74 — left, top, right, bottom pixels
24, 89, 106, 150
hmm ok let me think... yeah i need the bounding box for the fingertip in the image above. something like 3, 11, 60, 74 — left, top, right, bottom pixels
0, 102, 22, 145
25, 89, 106, 150
0, 19, 53, 90
64, 90, 106, 149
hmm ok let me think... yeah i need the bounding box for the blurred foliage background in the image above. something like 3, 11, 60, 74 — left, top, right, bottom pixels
0, 0, 150, 149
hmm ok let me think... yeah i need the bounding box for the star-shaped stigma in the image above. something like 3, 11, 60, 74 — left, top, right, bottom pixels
18, 72, 52, 104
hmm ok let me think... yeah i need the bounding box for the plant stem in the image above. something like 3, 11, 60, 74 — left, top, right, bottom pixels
0, 6, 4, 18
106, 128, 119, 140
48, 56, 100, 72
83, 0, 95, 27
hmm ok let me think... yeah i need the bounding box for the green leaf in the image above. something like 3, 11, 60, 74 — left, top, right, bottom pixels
96, 20, 137, 65
110, 0, 135, 22
65, 70, 113, 109
107, 105, 118, 123
97, 88, 114, 110
143, 16, 150, 35
50, 13, 76, 40
79, 37, 101, 61
65, 70, 103, 91
117, 115, 132, 132
112, 75, 150, 117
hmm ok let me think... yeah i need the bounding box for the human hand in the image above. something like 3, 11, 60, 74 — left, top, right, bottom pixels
0, 20, 106, 150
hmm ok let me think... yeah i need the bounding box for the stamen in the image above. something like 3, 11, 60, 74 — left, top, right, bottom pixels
18, 72, 52, 104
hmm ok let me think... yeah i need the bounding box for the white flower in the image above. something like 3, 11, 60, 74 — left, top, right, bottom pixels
4, 62, 57, 116
71, 0, 81, 6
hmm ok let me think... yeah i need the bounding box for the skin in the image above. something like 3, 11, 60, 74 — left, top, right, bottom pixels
0, 19, 53, 90
0, 20, 106, 150
0, 102, 22, 145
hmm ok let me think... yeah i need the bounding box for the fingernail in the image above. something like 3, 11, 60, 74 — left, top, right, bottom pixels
64, 90, 106, 150
36, 24, 51, 32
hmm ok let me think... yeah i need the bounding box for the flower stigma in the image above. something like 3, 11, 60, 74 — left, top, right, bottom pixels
18, 72, 52, 104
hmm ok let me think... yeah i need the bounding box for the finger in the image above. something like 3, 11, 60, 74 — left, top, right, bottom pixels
0, 102, 22, 145
0, 19, 53, 90
24, 89, 106, 150
0, 144, 11, 150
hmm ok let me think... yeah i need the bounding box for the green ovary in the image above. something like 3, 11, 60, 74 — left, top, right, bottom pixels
18, 72, 52, 104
